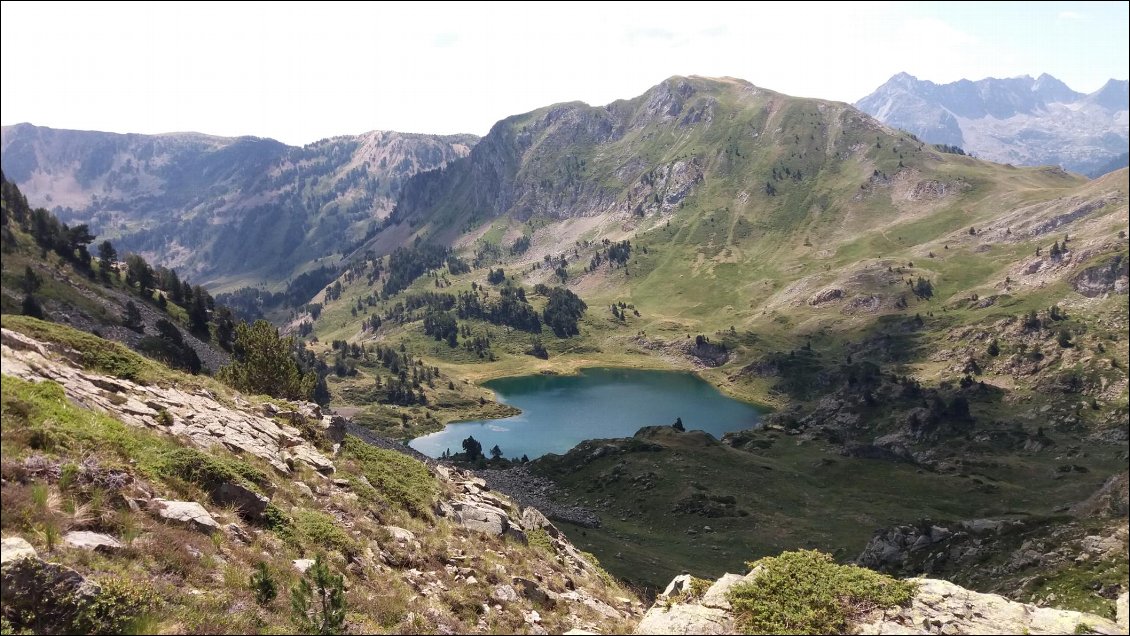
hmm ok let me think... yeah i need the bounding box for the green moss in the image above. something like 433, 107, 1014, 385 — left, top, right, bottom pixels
727, 550, 916, 635
340, 436, 437, 518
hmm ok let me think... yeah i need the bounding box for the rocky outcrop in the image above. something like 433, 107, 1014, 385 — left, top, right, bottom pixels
63, 531, 123, 553
152, 499, 221, 533
856, 578, 1122, 635
1, 328, 334, 475
1, 538, 102, 632
637, 569, 1121, 635
1071, 255, 1129, 297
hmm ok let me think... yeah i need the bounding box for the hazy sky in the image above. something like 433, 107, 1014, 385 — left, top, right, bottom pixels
2, 1, 1127, 145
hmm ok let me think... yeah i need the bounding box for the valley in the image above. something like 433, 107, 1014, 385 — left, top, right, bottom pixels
2, 74, 1127, 633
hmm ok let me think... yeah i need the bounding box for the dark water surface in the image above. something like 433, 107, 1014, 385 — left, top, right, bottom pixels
409, 368, 765, 459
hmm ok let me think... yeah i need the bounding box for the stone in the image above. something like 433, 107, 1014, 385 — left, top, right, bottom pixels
634, 604, 733, 635
455, 501, 510, 536
153, 499, 221, 533
62, 531, 123, 552
225, 523, 253, 543
211, 481, 269, 520
699, 573, 743, 610
520, 506, 560, 538
491, 584, 519, 604
563, 630, 599, 635
513, 576, 554, 607
383, 526, 417, 544
1118, 592, 1128, 633
293, 559, 316, 573
0, 537, 37, 565
660, 573, 693, 599
294, 481, 315, 498
0, 555, 102, 631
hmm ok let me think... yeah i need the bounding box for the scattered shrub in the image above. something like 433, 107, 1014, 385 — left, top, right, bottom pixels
727, 550, 916, 635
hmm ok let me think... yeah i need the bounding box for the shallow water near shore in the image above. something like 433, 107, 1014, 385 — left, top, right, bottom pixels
409, 367, 765, 459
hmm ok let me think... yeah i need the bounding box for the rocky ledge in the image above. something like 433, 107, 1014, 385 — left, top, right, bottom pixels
634, 570, 1126, 635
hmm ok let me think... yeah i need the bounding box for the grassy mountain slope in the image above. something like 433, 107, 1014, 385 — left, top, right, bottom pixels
301, 77, 1128, 608
0, 316, 641, 634
0, 124, 477, 289
0, 173, 233, 374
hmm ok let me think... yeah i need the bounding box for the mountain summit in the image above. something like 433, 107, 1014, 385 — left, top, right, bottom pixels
856, 73, 1129, 176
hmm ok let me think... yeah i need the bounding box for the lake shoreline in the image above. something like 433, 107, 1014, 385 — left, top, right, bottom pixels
409, 367, 766, 460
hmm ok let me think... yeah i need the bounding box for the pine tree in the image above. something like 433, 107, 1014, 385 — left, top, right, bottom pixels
290, 556, 345, 635
123, 301, 144, 333
218, 320, 314, 401
250, 562, 278, 607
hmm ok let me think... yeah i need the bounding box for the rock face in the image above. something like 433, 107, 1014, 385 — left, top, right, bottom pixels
1, 328, 334, 475
635, 604, 733, 635
637, 569, 1122, 635
210, 481, 270, 520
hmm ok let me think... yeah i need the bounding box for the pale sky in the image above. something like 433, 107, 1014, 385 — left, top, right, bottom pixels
2, 1, 1127, 146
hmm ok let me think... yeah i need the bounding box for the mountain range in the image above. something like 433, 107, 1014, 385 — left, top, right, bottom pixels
1, 74, 1127, 634
0, 124, 476, 289
857, 73, 1129, 177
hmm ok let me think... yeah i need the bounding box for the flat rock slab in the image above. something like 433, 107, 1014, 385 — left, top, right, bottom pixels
0, 537, 37, 565
634, 604, 733, 635
153, 499, 220, 533
63, 531, 123, 552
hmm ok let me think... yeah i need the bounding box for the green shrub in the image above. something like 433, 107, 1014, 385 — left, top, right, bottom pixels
74, 575, 162, 634
291, 510, 357, 556
250, 562, 279, 607
291, 555, 346, 635
727, 550, 916, 635
262, 503, 292, 533
340, 436, 436, 518
527, 528, 554, 555
148, 447, 267, 492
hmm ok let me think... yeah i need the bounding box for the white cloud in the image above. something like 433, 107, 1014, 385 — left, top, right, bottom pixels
0, 1, 1125, 145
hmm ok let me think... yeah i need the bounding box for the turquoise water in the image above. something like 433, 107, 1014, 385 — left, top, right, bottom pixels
409, 367, 765, 459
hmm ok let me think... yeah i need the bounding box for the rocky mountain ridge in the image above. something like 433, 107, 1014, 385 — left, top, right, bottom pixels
0, 124, 477, 288
857, 73, 1129, 176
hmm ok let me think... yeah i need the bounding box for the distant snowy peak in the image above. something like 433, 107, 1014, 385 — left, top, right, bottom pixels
857, 73, 1129, 177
